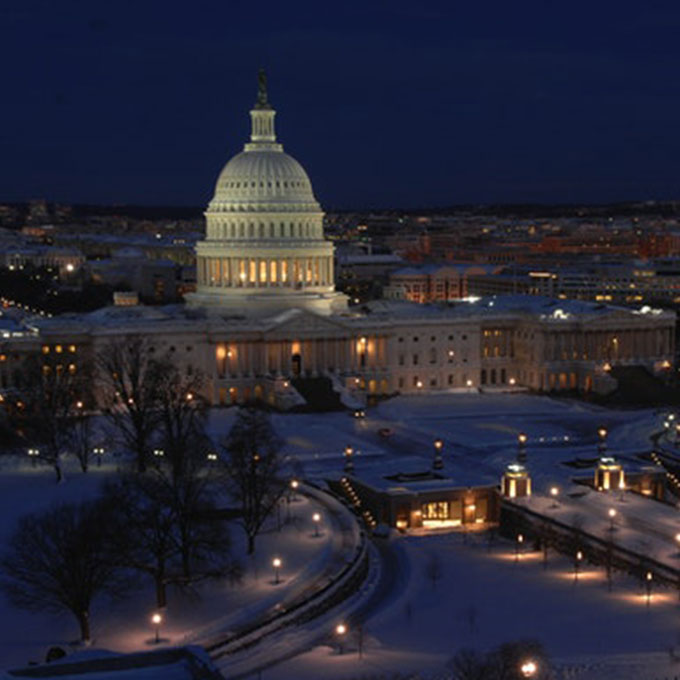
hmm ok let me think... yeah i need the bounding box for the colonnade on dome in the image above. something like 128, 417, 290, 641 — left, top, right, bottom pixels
196, 254, 334, 289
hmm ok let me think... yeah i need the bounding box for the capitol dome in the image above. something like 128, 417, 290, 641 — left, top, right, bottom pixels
210, 150, 319, 210
187, 71, 347, 318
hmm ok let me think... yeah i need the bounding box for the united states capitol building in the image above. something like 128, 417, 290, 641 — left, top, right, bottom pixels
4, 76, 675, 407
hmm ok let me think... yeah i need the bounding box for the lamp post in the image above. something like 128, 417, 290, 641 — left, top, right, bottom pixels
574, 550, 583, 583
27, 447, 39, 468
272, 557, 282, 584
517, 432, 528, 463
675, 422, 680, 447
151, 612, 162, 644
433, 438, 444, 470
335, 623, 347, 655
344, 445, 354, 473
646, 571, 653, 607
93, 446, 105, 467
608, 508, 617, 532
312, 512, 321, 537
549, 486, 559, 508
597, 427, 608, 456
515, 533, 524, 562
290, 478, 299, 500
520, 659, 538, 678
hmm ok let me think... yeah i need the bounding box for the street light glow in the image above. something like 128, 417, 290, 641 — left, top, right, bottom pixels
520, 659, 537, 677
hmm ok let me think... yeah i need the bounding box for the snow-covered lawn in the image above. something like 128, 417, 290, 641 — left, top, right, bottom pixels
0, 458, 339, 670
270, 532, 680, 679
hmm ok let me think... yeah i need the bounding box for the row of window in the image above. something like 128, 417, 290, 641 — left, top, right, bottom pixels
397, 374, 472, 388
42, 344, 76, 354
398, 350, 460, 366
210, 220, 318, 240
397, 334, 468, 343
222, 180, 306, 189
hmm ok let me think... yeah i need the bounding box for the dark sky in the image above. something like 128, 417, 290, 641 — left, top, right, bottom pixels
2, 0, 680, 209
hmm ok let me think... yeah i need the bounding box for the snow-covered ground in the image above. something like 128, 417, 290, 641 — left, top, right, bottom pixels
0, 458, 340, 669
270, 532, 680, 680
2, 392, 678, 678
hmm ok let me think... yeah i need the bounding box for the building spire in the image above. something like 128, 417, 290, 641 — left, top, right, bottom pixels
255, 68, 270, 110
247, 68, 280, 149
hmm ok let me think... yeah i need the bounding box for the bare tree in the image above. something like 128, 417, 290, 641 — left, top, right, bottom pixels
0, 500, 130, 643
155, 364, 209, 484
97, 336, 165, 472
103, 474, 178, 608
154, 446, 237, 584
104, 465, 237, 605
70, 406, 95, 473
221, 407, 284, 554
10, 354, 91, 482
447, 647, 490, 680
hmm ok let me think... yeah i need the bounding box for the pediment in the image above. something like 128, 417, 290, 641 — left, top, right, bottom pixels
264, 309, 351, 337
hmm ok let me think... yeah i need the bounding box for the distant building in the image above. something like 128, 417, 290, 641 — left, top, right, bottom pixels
384, 263, 504, 303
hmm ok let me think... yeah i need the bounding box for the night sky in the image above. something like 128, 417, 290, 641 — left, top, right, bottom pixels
2, 0, 680, 209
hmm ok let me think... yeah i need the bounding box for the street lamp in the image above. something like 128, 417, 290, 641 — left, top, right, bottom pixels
515, 533, 524, 562
335, 623, 347, 655
646, 571, 653, 607
608, 508, 617, 532
549, 486, 559, 507
344, 445, 354, 473
520, 659, 538, 678
93, 446, 105, 466
272, 557, 282, 584
290, 478, 299, 500
597, 427, 608, 455
517, 432, 528, 463
433, 438, 444, 470
574, 550, 583, 583
312, 512, 321, 536
27, 447, 39, 468
151, 612, 162, 644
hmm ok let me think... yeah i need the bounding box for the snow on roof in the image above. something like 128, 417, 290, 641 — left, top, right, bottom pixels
341, 455, 495, 492
6, 647, 220, 680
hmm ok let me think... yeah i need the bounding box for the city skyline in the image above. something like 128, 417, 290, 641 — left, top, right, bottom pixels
2, 1, 680, 209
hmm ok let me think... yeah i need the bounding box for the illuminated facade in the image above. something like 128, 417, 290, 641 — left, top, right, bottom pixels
187, 72, 347, 317
1, 76, 676, 407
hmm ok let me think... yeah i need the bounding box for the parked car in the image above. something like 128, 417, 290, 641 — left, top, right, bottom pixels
378, 427, 393, 438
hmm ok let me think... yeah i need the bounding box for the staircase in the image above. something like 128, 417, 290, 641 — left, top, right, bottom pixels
290, 376, 346, 412
339, 476, 377, 530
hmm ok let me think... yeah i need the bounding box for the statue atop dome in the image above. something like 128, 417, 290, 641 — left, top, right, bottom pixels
255, 68, 270, 109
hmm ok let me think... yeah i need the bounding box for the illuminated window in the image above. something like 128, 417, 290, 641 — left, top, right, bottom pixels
0, 354, 5, 362
68, 364, 76, 375
55, 345, 63, 353
42, 346, 50, 354
422, 502, 449, 519
68, 344, 76, 353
